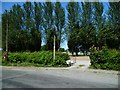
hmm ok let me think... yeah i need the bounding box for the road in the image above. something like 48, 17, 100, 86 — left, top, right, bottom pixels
1, 68, 119, 89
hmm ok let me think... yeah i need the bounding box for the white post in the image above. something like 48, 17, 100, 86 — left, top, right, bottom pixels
53, 34, 55, 60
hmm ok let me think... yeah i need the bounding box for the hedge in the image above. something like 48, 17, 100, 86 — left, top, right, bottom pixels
2, 51, 70, 67
89, 48, 120, 71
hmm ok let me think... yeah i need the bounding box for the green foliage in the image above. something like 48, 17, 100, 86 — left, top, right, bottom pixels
67, 2, 80, 55
90, 48, 120, 71
2, 2, 119, 57
81, 2, 92, 24
43, 2, 54, 51
78, 24, 96, 53
67, 2, 80, 30
41, 45, 46, 51
2, 2, 42, 52
59, 48, 66, 52
106, 2, 120, 49
92, 2, 104, 28
54, 2, 65, 51
2, 51, 70, 67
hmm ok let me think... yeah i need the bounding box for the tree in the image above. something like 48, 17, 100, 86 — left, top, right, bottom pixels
77, 2, 96, 55
10, 4, 24, 51
23, 2, 33, 31
2, 11, 7, 50
92, 2, 105, 50
67, 2, 80, 55
2, 2, 43, 52
54, 2, 65, 51
59, 48, 66, 52
106, 2, 120, 49
31, 2, 43, 51
81, 2, 92, 25
23, 2, 34, 51
78, 24, 96, 55
43, 2, 54, 51
68, 24, 80, 55
0, 16, 1, 49
2, 5, 25, 51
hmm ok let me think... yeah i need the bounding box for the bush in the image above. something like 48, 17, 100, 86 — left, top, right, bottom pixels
59, 48, 66, 52
2, 51, 70, 67
90, 48, 120, 71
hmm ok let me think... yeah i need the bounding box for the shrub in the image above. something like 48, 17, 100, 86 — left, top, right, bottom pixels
90, 48, 120, 71
2, 51, 70, 67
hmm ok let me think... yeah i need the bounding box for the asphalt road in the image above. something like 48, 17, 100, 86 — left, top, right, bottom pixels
1, 68, 119, 88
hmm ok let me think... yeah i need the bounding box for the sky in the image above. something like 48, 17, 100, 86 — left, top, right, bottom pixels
0, 0, 111, 2
1, 1, 109, 50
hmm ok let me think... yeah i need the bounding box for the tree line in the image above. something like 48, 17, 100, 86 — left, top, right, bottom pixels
67, 2, 120, 55
2, 2, 65, 52
2, 1, 120, 53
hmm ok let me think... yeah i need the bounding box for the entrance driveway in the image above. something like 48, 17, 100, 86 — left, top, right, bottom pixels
70, 56, 91, 68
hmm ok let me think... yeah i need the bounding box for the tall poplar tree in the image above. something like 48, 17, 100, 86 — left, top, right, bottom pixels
2, 5, 24, 51
107, 2, 120, 49
92, 2, 105, 50
67, 2, 80, 55
54, 2, 65, 51
23, 2, 34, 50
78, 2, 96, 54
2, 10, 8, 51
43, 2, 54, 50
2, 2, 43, 51
32, 2, 43, 51
23, 2, 33, 31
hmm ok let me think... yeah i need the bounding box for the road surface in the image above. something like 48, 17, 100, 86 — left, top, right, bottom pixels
1, 68, 119, 89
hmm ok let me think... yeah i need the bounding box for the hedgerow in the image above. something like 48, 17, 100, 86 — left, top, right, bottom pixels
90, 48, 120, 71
2, 51, 70, 67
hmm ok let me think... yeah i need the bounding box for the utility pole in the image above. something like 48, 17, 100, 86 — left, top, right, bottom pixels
6, 11, 8, 61
53, 26, 56, 60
